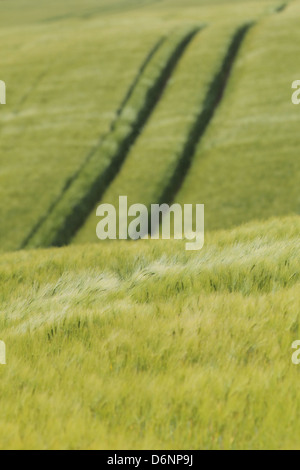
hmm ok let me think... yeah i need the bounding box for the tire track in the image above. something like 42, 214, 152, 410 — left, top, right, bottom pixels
23, 26, 201, 249
20, 36, 167, 249
156, 24, 252, 209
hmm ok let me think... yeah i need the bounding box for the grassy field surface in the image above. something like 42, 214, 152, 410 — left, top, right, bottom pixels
0, 216, 299, 449
0, 0, 281, 251
24, 25, 201, 248
0, 0, 299, 451
0, 15, 165, 251
177, 0, 300, 231
74, 21, 248, 244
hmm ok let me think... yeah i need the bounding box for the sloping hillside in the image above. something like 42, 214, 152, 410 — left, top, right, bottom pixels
0, 0, 299, 451
0, 216, 299, 449
0, 0, 283, 251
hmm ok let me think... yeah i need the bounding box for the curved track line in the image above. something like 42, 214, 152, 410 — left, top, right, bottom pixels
23, 26, 201, 249
156, 24, 253, 209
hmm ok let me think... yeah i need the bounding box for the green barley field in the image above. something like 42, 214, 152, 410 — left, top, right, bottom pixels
0, 0, 299, 450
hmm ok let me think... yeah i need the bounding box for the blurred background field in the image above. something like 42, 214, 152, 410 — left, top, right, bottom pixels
0, 0, 299, 450
0, 0, 291, 250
